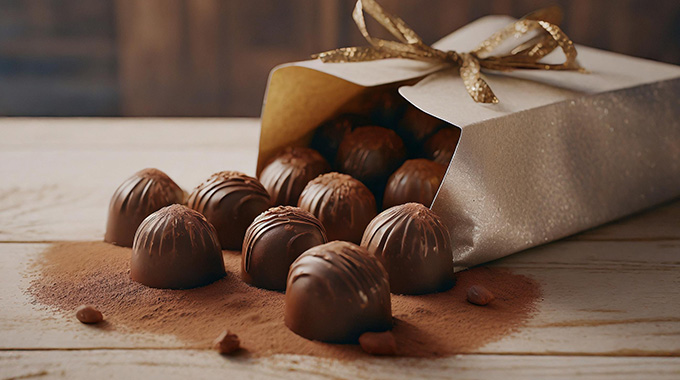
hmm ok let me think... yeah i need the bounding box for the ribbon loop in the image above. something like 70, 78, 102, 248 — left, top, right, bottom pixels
313, 0, 585, 104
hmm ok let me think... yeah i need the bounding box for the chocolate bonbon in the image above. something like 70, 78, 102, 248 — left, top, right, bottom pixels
131, 204, 226, 289
361, 203, 454, 294
383, 159, 447, 209
297, 172, 376, 244
360, 88, 407, 127
242, 206, 327, 291
285, 241, 392, 343
396, 106, 445, 154
423, 127, 461, 165
105, 168, 184, 247
258, 147, 330, 206
310, 113, 370, 163
187, 171, 270, 250
335, 126, 406, 196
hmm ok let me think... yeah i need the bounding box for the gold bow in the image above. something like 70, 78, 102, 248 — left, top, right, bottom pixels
312, 0, 585, 104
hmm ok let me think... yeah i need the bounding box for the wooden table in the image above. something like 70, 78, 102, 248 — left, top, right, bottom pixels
1, 118, 679, 379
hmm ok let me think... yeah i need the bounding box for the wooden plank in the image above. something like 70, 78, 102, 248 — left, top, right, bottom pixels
1, 350, 680, 380
0, 118, 678, 243
568, 200, 680, 242
0, 244, 181, 349
0, 118, 260, 242
0, 118, 260, 150
2, 239, 678, 354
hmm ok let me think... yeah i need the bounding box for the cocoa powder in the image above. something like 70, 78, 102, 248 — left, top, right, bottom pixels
28, 241, 541, 359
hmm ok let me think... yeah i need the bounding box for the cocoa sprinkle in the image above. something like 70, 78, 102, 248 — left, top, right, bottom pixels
28, 241, 541, 360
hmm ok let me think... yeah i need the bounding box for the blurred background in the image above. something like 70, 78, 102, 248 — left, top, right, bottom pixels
1, 0, 678, 117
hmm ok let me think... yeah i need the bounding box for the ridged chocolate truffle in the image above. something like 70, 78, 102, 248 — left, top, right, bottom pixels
310, 113, 370, 163
360, 89, 407, 127
383, 159, 447, 209
361, 203, 454, 295
335, 126, 406, 195
242, 206, 327, 291
423, 127, 461, 165
187, 171, 271, 250
105, 168, 184, 247
259, 147, 330, 207
396, 106, 445, 155
131, 204, 226, 289
297, 172, 376, 244
285, 241, 392, 343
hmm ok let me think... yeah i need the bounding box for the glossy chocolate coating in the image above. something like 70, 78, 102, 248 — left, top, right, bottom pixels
131, 204, 226, 289
242, 206, 327, 291
259, 147, 330, 207
310, 113, 370, 163
423, 127, 461, 165
105, 168, 184, 247
383, 159, 447, 209
361, 203, 454, 295
285, 241, 392, 343
187, 171, 271, 250
297, 172, 376, 244
396, 106, 445, 155
335, 126, 406, 196
360, 89, 407, 127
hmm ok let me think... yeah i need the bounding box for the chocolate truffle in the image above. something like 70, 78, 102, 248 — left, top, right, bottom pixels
361, 203, 454, 295
396, 106, 445, 155
258, 147, 330, 206
360, 88, 407, 127
187, 171, 270, 250
285, 241, 392, 343
335, 126, 406, 196
423, 127, 461, 165
383, 159, 447, 209
242, 206, 327, 291
131, 204, 226, 289
105, 168, 184, 247
297, 172, 376, 244
310, 113, 370, 163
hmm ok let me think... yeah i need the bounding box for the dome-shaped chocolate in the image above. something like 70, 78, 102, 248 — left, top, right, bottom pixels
383, 159, 447, 209
396, 106, 445, 155
361, 203, 454, 295
285, 241, 392, 343
335, 126, 406, 196
187, 171, 270, 250
242, 206, 327, 291
423, 127, 461, 165
297, 172, 376, 244
258, 147, 330, 207
358, 88, 407, 127
105, 168, 184, 247
310, 113, 370, 163
131, 204, 226, 289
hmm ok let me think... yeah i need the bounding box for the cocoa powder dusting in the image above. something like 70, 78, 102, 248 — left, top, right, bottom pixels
28, 241, 541, 360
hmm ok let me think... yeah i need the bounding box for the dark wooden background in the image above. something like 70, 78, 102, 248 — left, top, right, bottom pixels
1, 0, 678, 116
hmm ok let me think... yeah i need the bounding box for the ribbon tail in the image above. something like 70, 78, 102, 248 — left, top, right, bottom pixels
312, 47, 398, 63
460, 54, 498, 104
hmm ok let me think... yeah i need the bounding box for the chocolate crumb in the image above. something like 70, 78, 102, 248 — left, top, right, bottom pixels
467, 285, 495, 306
213, 330, 240, 355
75, 305, 103, 324
359, 331, 397, 356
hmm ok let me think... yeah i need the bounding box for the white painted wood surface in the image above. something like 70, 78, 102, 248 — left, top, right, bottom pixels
0, 118, 679, 379
2, 351, 680, 380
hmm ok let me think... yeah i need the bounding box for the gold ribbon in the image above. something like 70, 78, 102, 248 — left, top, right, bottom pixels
312, 0, 585, 104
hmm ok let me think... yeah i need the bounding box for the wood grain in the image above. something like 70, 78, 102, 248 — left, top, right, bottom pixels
3, 238, 678, 354
2, 350, 680, 380
0, 118, 678, 378
0, 118, 677, 243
